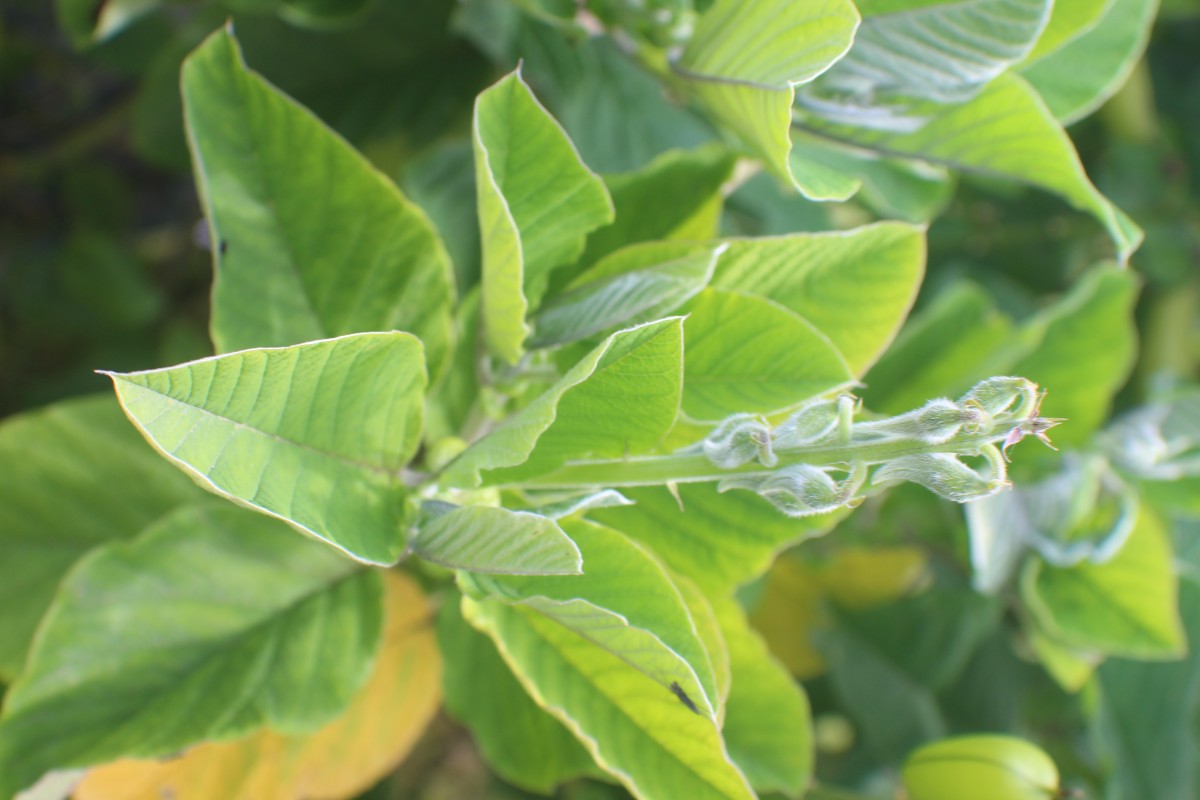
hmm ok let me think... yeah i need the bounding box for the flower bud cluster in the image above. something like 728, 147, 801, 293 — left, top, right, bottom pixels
699, 377, 1059, 511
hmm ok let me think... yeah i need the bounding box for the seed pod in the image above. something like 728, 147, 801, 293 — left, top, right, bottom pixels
902, 735, 1060, 800
873, 454, 1007, 503
703, 414, 776, 468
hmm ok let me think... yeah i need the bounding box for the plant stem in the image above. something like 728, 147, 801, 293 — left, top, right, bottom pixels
497, 429, 1012, 490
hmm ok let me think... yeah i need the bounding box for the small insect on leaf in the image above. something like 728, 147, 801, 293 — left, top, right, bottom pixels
669, 681, 702, 715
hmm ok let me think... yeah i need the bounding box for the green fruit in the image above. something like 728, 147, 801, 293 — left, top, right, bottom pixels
902, 735, 1060, 800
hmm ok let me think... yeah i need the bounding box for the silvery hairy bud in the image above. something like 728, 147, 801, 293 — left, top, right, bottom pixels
702, 414, 776, 468
718, 465, 845, 517
957, 377, 1039, 419
857, 398, 982, 445
773, 397, 842, 449
872, 453, 1008, 503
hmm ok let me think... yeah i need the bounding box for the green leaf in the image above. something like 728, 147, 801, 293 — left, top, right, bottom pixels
670, 571, 732, 715
715, 596, 813, 796
554, 38, 716, 174
802, 74, 1143, 262
1008, 266, 1139, 447
790, 133, 955, 222
1022, 506, 1184, 659
590, 483, 840, 593
0, 396, 203, 682
411, 505, 582, 575
814, 623, 946, 762
532, 246, 720, 348
279, 0, 377, 28
182, 28, 455, 376
103, 332, 426, 566
57, 0, 160, 47
474, 69, 615, 363
464, 595, 756, 800
800, 0, 1053, 127
460, 520, 721, 718
1020, 0, 1158, 124
676, 0, 860, 200
710, 222, 926, 376
437, 594, 600, 793
1023, 0, 1112, 63
0, 504, 383, 799
862, 281, 1013, 414
1095, 521, 1200, 800
682, 288, 854, 421
833, 589, 1002, 691
441, 318, 683, 487
576, 145, 738, 273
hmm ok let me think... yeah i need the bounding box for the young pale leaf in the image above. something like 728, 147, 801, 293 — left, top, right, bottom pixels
459, 520, 721, 719
710, 222, 926, 376
531, 247, 720, 348
1022, 505, 1184, 659
1020, 0, 1157, 124
411, 505, 582, 575
474, 69, 614, 364
74, 572, 438, 800
0, 396, 203, 682
800, 0, 1053, 129
683, 288, 854, 421
676, 0, 860, 200
441, 318, 683, 487
104, 332, 425, 565
591, 483, 841, 593
183, 28, 455, 376
438, 596, 602, 793
803, 74, 1142, 262
0, 504, 384, 799
714, 596, 813, 796
464, 597, 757, 800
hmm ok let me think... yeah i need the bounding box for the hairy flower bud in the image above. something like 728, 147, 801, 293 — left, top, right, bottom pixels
873, 453, 1007, 503
719, 465, 844, 517
958, 376, 1039, 419
702, 414, 776, 468
857, 398, 979, 445
773, 398, 841, 449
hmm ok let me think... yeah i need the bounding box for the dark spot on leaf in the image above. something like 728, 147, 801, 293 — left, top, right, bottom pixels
219, 240, 229, 255
670, 681, 701, 715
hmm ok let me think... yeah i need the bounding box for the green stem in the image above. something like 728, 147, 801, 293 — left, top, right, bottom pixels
495, 430, 1012, 490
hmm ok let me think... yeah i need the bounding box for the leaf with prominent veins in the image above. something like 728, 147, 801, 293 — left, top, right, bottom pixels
459, 520, 721, 719
104, 332, 426, 565
675, 0, 860, 200
800, 0, 1054, 129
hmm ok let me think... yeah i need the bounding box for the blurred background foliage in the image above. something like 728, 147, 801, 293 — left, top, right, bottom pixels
0, 0, 1198, 798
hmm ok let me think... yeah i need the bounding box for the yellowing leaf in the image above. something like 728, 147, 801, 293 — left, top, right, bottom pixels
76, 572, 440, 800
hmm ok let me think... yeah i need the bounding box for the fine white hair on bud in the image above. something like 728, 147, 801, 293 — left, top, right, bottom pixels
703, 414, 776, 468
855, 398, 977, 445
872, 454, 1008, 503
718, 465, 844, 517
774, 398, 841, 449
958, 377, 1040, 418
